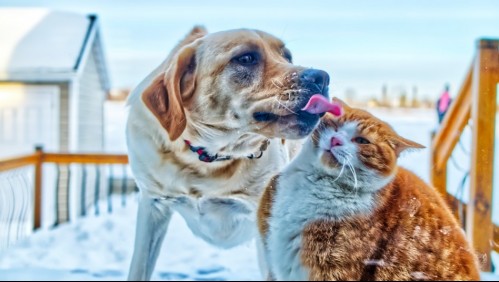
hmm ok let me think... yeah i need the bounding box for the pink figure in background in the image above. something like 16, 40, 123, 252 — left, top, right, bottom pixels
301, 94, 343, 116
437, 84, 452, 123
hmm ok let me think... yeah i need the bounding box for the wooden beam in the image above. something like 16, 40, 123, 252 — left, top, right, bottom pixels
467, 38, 499, 271
431, 148, 448, 199
43, 153, 128, 164
0, 154, 39, 172
432, 64, 473, 171
447, 193, 499, 254
494, 225, 499, 253
33, 146, 43, 230
445, 193, 466, 228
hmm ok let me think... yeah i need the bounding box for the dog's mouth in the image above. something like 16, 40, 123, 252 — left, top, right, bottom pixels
253, 110, 325, 123
253, 89, 328, 119
252, 109, 323, 138
250, 84, 334, 138
252, 92, 336, 125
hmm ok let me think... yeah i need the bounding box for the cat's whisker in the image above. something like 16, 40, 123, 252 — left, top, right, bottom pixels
331, 159, 346, 183
342, 160, 357, 196
345, 158, 358, 191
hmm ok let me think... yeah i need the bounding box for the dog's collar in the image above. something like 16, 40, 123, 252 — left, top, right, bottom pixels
184, 140, 264, 163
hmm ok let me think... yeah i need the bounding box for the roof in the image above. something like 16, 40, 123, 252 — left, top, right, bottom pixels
0, 8, 109, 89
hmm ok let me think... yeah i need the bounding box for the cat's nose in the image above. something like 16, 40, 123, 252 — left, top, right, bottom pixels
331, 137, 343, 147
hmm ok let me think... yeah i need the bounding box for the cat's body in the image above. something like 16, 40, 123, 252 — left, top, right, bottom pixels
258, 101, 480, 281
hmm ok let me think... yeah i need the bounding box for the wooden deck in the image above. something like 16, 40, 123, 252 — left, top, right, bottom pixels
431, 38, 499, 271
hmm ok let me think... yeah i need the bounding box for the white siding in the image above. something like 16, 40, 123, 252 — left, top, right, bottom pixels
77, 43, 105, 151
0, 84, 60, 156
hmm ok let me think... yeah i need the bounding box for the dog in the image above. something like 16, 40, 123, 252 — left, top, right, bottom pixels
126, 26, 330, 280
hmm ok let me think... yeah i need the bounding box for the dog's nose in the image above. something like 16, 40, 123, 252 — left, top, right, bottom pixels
300, 69, 329, 92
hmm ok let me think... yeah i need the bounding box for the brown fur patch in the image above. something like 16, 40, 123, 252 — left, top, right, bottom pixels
211, 159, 243, 178
260, 103, 478, 280
300, 168, 480, 280
313, 107, 424, 177
229, 188, 251, 197
257, 175, 280, 241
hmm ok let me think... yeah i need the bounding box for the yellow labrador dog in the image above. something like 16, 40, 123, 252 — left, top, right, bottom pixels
126, 26, 330, 280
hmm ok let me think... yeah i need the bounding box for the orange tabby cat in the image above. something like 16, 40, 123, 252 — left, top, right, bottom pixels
258, 100, 480, 281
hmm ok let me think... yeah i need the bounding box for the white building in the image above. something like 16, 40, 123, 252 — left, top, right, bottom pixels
0, 8, 110, 156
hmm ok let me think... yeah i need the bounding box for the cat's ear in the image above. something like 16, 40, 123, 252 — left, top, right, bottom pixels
392, 135, 425, 157
332, 97, 351, 109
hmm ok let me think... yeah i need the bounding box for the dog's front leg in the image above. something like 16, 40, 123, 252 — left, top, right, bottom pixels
128, 195, 172, 281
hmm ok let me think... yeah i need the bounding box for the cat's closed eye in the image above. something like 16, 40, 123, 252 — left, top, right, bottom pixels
353, 136, 370, 144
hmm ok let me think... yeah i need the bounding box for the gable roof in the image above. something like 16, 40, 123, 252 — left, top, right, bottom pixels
0, 8, 109, 89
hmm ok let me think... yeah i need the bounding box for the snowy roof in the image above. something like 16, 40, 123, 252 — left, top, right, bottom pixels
0, 8, 109, 89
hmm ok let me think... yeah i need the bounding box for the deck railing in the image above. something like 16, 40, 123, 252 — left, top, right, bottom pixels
0, 146, 130, 235
431, 38, 499, 271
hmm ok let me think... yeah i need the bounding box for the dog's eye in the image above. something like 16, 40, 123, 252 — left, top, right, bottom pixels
234, 53, 258, 65
353, 137, 370, 145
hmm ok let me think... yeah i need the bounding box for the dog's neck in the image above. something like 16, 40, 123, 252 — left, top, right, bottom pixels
180, 124, 271, 162
183, 139, 266, 162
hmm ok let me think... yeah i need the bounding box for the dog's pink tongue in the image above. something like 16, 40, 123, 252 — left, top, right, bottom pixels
301, 94, 342, 116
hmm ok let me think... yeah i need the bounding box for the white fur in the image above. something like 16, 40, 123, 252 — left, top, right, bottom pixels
126, 50, 295, 280
267, 122, 395, 280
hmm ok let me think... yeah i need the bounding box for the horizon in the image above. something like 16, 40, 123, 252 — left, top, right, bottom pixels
1, 0, 499, 100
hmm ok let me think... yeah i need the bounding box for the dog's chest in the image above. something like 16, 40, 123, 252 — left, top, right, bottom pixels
156, 160, 278, 248
165, 193, 257, 248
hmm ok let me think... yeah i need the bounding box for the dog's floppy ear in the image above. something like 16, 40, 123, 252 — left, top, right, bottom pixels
142, 30, 203, 141
176, 25, 207, 49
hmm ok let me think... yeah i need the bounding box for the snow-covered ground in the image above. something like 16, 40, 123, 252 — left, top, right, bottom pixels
1, 196, 497, 281
0, 105, 498, 280
0, 196, 260, 281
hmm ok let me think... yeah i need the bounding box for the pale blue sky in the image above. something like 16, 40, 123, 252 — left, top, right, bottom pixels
2, 0, 499, 100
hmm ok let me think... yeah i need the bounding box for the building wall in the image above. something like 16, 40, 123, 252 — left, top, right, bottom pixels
59, 83, 70, 151
0, 82, 63, 156
77, 41, 105, 151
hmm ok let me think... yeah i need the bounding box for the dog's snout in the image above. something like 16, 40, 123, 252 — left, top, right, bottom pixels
300, 69, 330, 91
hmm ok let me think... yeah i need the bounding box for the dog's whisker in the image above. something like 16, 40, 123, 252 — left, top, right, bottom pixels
274, 95, 298, 115
311, 134, 320, 144
271, 79, 284, 89
275, 96, 298, 115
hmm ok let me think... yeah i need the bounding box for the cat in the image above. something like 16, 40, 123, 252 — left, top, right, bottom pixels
257, 99, 480, 281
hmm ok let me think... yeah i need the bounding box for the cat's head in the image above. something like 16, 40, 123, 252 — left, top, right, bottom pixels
307, 98, 425, 191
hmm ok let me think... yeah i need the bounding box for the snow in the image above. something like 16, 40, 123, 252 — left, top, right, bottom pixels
0, 8, 90, 80
0, 196, 260, 281
1, 106, 499, 280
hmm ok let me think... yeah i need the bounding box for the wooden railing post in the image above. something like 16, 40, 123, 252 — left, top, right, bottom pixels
34, 145, 43, 230
467, 38, 499, 271
431, 132, 448, 198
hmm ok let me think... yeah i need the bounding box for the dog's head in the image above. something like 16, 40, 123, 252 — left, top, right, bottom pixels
142, 26, 329, 143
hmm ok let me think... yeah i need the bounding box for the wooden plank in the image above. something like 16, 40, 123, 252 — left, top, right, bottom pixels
43, 153, 128, 164
494, 225, 499, 253
0, 154, 39, 172
432, 64, 473, 171
447, 193, 499, 254
33, 146, 43, 230
431, 150, 448, 199
445, 193, 466, 228
467, 38, 499, 271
